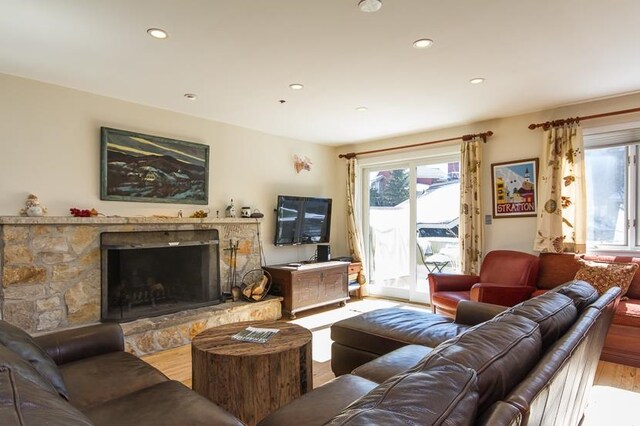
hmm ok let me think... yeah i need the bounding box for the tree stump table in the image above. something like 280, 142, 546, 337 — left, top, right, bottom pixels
191, 320, 312, 426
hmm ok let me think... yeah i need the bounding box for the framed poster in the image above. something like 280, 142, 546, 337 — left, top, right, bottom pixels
100, 127, 209, 204
491, 158, 538, 218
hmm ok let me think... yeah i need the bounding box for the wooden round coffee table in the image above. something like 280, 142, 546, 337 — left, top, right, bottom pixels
191, 320, 312, 426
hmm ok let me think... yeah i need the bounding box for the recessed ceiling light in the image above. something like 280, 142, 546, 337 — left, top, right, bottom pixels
358, 0, 382, 13
356, 106, 368, 112
469, 78, 485, 84
413, 39, 434, 49
289, 83, 304, 90
147, 28, 168, 39
184, 93, 197, 100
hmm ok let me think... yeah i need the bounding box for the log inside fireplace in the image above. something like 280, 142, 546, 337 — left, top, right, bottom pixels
101, 229, 221, 322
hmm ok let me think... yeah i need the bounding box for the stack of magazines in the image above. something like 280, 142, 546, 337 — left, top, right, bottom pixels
231, 326, 280, 344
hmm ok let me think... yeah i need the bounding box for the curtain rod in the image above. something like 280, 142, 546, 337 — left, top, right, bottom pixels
337, 131, 493, 159
528, 107, 640, 130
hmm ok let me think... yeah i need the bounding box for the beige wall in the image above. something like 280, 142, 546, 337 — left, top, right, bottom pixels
0, 73, 347, 264
3, 72, 639, 263
335, 91, 640, 255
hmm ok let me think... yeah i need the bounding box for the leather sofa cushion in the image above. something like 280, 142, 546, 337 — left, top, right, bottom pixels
331, 307, 468, 355
550, 280, 599, 311
83, 380, 244, 426
60, 351, 168, 409
34, 322, 124, 365
351, 344, 432, 384
0, 366, 92, 426
421, 314, 541, 415
327, 353, 479, 426
613, 299, 640, 327
500, 291, 577, 350
0, 320, 69, 399
258, 374, 378, 426
0, 344, 57, 394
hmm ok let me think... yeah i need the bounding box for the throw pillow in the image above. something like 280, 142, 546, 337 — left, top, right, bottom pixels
0, 320, 69, 400
574, 259, 638, 297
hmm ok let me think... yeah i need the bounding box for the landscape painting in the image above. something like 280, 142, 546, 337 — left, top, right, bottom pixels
491, 158, 538, 218
100, 127, 209, 204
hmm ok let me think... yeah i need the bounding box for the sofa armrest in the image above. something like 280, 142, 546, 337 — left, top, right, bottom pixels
428, 273, 480, 293
454, 300, 508, 326
34, 323, 124, 365
470, 283, 536, 307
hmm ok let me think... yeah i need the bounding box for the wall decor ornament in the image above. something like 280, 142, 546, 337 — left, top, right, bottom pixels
293, 154, 312, 173
100, 127, 209, 204
491, 158, 538, 218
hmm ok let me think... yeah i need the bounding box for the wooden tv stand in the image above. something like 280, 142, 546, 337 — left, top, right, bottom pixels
264, 261, 349, 319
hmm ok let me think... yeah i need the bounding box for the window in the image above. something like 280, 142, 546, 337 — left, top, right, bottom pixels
585, 127, 640, 251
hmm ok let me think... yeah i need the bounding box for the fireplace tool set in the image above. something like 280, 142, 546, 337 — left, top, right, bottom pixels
225, 233, 271, 303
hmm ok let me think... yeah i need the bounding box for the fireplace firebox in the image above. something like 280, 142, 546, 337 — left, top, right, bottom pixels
101, 230, 221, 322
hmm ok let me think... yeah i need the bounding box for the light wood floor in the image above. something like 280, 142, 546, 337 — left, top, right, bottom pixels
142, 298, 640, 425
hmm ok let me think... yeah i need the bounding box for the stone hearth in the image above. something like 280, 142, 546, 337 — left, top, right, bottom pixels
0, 216, 280, 355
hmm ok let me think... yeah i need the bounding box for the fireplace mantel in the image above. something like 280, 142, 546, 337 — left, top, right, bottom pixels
0, 216, 261, 225
0, 216, 270, 354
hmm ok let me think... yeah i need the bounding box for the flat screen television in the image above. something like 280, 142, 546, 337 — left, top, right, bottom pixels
274, 195, 332, 246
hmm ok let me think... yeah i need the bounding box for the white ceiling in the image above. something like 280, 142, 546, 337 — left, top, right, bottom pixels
1, 0, 639, 145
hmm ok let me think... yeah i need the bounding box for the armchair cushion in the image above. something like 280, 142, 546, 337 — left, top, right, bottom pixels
478, 250, 540, 286
470, 283, 536, 306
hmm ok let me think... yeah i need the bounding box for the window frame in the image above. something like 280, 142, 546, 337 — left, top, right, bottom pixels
584, 123, 640, 254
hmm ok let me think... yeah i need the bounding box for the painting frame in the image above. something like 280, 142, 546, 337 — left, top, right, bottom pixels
491, 158, 538, 218
100, 127, 209, 205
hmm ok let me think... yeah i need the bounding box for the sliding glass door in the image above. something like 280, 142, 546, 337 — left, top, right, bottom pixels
363, 155, 460, 303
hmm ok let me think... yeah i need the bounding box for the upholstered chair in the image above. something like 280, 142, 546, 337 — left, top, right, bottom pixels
428, 250, 540, 317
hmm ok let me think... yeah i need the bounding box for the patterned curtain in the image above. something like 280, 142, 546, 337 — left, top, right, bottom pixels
534, 123, 586, 253
346, 158, 368, 295
460, 138, 483, 274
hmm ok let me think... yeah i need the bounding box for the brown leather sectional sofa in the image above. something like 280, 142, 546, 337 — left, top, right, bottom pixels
259, 281, 619, 425
1, 280, 619, 425
0, 321, 243, 425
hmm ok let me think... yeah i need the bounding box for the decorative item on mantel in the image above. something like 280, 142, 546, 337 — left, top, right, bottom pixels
293, 154, 312, 173
190, 209, 209, 218
69, 207, 100, 217
241, 206, 251, 218
225, 199, 236, 218
250, 209, 264, 218
19, 194, 47, 217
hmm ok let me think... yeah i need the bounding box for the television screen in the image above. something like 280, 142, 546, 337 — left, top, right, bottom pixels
274, 196, 332, 246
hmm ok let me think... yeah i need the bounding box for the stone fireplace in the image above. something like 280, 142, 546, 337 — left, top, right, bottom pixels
0, 217, 281, 355
101, 229, 221, 322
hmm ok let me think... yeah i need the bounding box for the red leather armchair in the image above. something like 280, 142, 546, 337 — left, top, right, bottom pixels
428, 250, 540, 317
